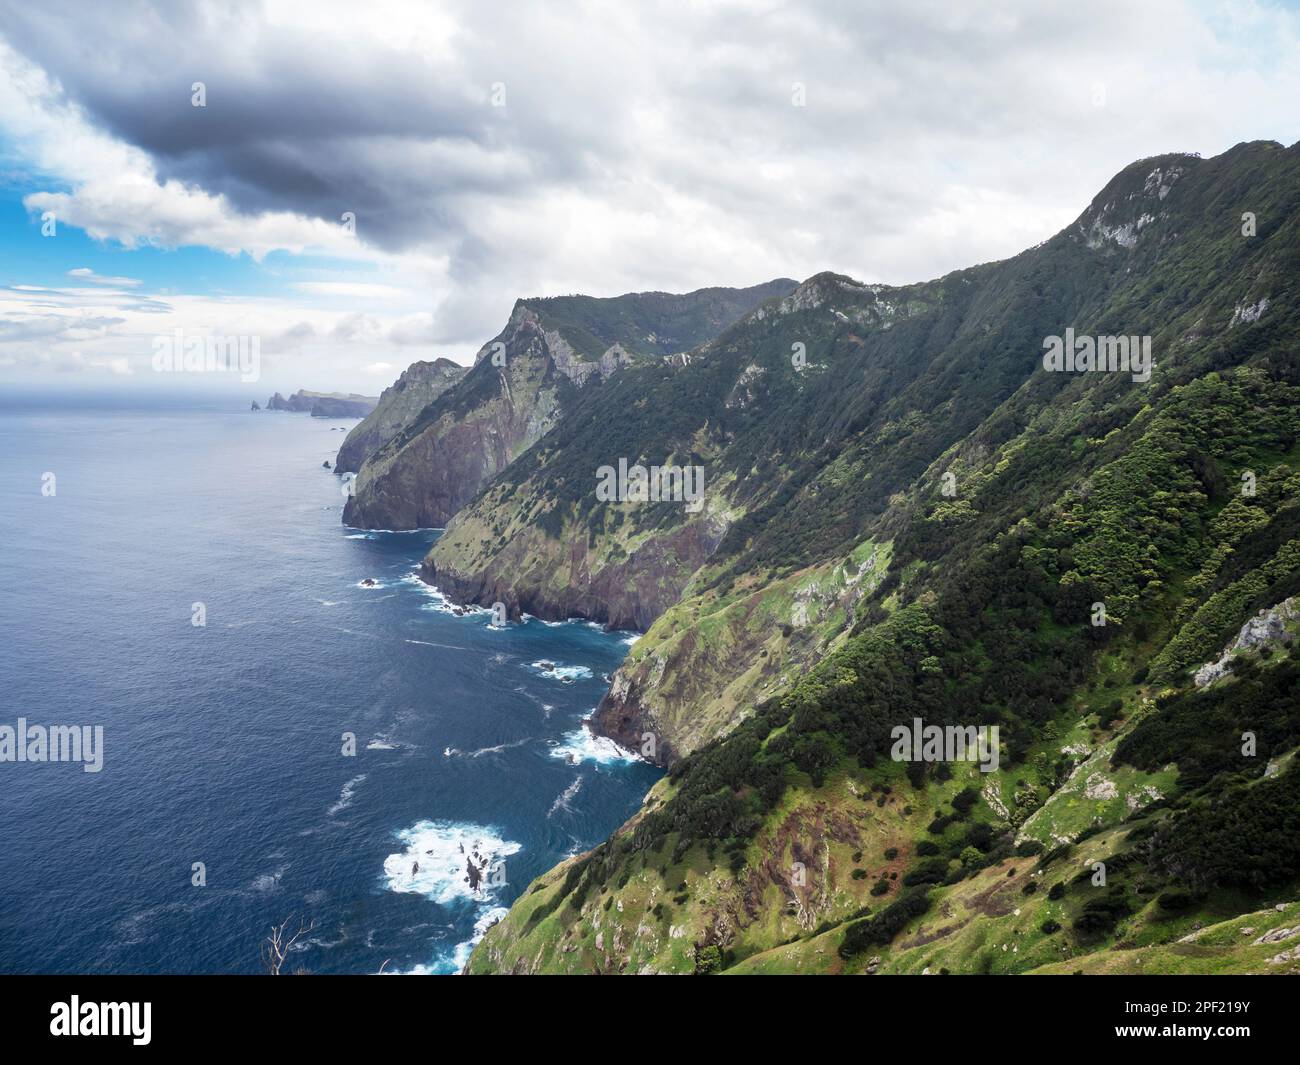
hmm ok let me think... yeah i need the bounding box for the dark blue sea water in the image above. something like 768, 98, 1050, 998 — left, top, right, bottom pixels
0, 394, 659, 974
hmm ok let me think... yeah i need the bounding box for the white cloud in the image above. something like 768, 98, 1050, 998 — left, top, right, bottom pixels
68, 268, 142, 287
0, 0, 1298, 391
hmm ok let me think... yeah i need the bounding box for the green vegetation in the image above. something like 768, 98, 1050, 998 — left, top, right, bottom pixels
454, 141, 1300, 974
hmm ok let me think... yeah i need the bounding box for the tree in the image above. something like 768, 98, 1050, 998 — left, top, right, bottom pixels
260, 915, 315, 975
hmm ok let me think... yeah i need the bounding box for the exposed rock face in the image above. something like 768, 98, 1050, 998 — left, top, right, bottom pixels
343, 307, 611, 529
334, 358, 467, 474
588, 546, 890, 762
266, 389, 379, 417
344, 280, 796, 531
424, 498, 728, 635
1194, 596, 1297, 686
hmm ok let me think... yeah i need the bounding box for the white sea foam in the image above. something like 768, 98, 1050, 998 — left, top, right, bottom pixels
443, 738, 530, 759
549, 727, 639, 766
250, 861, 289, 893
343, 524, 444, 534
529, 660, 593, 682
388, 906, 509, 975
548, 776, 583, 817
448, 906, 509, 971
382, 820, 521, 906
404, 638, 472, 652
328, 773, 366, 816
401, 572, 493, 619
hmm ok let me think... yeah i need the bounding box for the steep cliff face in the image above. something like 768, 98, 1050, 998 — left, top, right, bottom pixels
423, 476, 732, 633
342, 279, 797, 530
591, 539, 891, 760
465, 140, 1300, 976
428, 143, 1300, 771
334, 358, 467, 474
342, 304, 615, 529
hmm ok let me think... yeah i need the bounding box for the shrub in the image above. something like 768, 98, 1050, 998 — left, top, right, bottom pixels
838, 890, 931, 958
1156, 889, 1203, 912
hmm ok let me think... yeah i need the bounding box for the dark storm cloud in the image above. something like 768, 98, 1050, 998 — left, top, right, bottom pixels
0, 0, 596, 251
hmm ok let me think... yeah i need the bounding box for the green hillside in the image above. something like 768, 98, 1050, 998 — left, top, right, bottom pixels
456, 140, 1300, 974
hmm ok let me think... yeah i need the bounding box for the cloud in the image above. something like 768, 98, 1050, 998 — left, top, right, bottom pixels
68, 267, 142, 287
0, 0, 1298, 384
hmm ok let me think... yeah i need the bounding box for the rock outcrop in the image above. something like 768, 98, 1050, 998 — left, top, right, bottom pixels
343, 280, 796, 531
266, 389, 379, 417
1194, 596, 1297, 687
334, 358, 468, 474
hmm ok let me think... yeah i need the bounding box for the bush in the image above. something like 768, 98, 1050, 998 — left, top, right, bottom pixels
1157, 889, 1204, 912
1048, 882, 1066, 900
1072, 890, 1132, 936
694, 944, 723, 974
838, 890, 931, 958
903, 859, 950, 886
965, 821, 995, 852
1040, 919, 1061, 934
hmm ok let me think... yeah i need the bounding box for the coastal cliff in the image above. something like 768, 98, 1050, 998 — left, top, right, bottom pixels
335, 358, 468, 474
267, 389, 378, 417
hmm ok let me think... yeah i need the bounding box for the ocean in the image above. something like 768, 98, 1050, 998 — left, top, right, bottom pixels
0, 394, 660, 974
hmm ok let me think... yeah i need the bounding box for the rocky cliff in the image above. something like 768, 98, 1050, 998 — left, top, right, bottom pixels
266, 389, 378, 417
463, 140, 1300, 975
342, 279, 796, 530
334, 358, 467, 474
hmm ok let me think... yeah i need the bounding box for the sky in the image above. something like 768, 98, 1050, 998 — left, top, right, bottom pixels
0, 0, 1298, 396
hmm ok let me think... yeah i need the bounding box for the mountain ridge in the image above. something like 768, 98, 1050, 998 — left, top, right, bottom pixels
425, 139, 1300, 974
